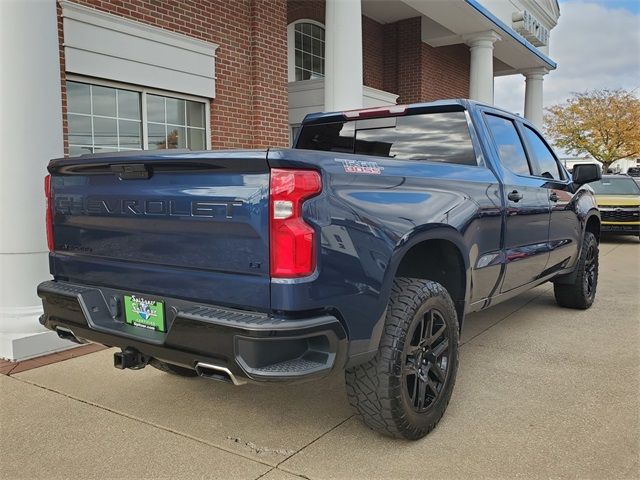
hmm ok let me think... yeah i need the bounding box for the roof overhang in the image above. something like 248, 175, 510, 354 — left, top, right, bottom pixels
362, 0, 557, 75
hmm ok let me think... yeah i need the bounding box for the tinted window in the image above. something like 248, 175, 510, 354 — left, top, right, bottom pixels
484, 114, 531, 176
297, 121, 355, 153
296, 111, 477, 166
523, 126, 562, 180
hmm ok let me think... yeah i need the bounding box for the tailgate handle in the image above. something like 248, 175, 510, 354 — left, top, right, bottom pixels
111, 164, 151, 180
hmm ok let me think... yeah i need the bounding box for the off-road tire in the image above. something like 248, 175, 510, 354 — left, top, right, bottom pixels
553, 231, 599, 309
149, 359, 198, 377
345, 278, 460, 440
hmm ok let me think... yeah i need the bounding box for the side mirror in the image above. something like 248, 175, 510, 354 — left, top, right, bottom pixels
572, 163, 602, 185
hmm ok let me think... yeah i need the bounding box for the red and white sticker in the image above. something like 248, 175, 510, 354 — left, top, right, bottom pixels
336, 159, 383, 175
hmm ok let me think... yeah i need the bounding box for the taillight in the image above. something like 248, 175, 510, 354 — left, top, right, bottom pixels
44, 174, 54, 252
269, 169, 322, 278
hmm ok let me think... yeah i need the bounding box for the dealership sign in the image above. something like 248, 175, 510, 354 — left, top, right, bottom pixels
512, 10, 549, 47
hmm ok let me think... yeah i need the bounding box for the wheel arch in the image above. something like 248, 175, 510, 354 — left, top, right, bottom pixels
554, 211, 600, 285
585, 212, 601, 243
387, 226, 471, 328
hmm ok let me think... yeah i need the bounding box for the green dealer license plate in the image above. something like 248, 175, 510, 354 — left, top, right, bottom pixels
124, 295, 165, 332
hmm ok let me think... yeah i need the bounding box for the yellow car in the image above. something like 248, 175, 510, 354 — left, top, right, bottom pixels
591, 175, 640, 238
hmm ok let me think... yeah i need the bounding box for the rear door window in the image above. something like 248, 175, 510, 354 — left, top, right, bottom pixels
484, 114, 531, 176
522, 125, 563, 180
296, 111, 478, 166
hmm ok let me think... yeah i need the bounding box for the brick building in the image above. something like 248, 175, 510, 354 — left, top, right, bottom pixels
1, 0, 560, 360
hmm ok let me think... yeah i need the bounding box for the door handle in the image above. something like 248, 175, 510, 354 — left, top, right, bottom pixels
549, 192, 559, 202
507, 190, 523, 202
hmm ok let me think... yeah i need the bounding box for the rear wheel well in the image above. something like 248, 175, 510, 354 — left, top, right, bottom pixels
585, 215, 600, 243
395, 239, 466, 326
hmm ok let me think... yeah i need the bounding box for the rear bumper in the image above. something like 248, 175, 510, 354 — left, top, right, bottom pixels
37, 280, 347, 384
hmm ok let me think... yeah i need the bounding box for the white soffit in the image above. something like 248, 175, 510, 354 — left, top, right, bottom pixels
60, 1, 218, 98
361, 0, 422, 24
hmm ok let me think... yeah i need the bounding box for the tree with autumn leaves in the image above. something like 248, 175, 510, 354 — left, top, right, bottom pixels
544, 89, 640, 169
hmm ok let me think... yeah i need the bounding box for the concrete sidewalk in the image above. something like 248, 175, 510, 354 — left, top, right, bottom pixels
1, 238, 638, 480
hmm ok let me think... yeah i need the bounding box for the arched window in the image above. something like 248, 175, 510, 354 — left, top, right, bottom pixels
287, 20, 325, 82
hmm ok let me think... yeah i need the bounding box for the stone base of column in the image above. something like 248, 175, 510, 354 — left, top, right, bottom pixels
0, 307, 78, 361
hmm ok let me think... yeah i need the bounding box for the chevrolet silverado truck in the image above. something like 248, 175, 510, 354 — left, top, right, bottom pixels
38, 100, 602, 439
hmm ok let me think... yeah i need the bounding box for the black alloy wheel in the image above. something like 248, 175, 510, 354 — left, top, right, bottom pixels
553, 231, 599, 309
404, 308, 450, 413
345, 278, 459, 439
583, 243, 597, 299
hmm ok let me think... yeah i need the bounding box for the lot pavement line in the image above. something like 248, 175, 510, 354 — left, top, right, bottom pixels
250, 414, 354, 480
11, 375, 276, 471
274, 415, 355, 478
461, 240, 626, 348
254, 467, 309, 480
254, 468, 277, 479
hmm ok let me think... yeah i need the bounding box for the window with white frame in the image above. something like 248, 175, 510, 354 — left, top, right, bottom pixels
66, 80, 208, 157
290, 21, 325, 81
146, 94, 206, 150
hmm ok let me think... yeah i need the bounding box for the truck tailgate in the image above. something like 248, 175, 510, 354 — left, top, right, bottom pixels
48, 151, 270, 310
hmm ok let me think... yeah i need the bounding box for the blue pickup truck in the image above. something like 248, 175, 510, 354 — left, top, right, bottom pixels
39, 99, 601, 439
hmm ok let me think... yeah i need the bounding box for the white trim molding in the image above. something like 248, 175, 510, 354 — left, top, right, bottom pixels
288, 79, 325, 125
60, 1, 218, 98
363, 86, 399, 107
0, 306, 78, 361
288, 80, 398, 125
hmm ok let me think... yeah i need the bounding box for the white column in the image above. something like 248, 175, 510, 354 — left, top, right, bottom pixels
0, 0, 74, 360
523, 68, 548, 128
465, 31, 501, 104
324, 0, 363, 112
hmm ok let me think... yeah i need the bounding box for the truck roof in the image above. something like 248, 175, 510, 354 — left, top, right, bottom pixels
301, 98, 518, 125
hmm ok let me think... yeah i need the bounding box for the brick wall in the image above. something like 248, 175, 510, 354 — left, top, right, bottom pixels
287, 0, 324, 24
57, 4, 68, 155
57, 0, 289, 154
250, 0, 289, 148
383, 16, 471, 104
390, 17, 424, 104
421, 44, 470, 102
362, 16, 384, 91
382, 23, 398, 96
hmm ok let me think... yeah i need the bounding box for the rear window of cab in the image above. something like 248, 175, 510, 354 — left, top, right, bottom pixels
296, 111, 478, 166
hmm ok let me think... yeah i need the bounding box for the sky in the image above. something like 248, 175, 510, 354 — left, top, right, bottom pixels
494, 0, 640, 117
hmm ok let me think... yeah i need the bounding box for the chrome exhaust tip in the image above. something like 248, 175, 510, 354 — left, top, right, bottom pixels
56, 326, 88, 345
195, 362, 246, 386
